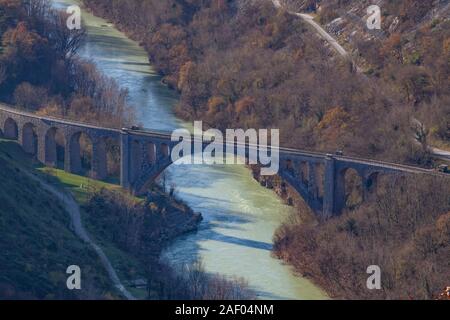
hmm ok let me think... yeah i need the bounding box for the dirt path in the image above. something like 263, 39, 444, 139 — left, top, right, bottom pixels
26, 171, 136, 300
271, 0, 350, 59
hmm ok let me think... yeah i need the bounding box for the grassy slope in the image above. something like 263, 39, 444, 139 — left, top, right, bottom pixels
38, 165, 149, 299
0, 139, 116, 299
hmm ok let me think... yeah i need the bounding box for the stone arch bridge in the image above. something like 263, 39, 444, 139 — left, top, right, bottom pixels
0, 104, 443, 217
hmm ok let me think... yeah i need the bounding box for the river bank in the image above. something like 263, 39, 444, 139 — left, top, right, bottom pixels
40, 165, 255, 299
81, 185, 255, 299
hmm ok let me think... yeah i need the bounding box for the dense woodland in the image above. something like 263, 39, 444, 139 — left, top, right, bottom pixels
0, 0, 134, 127
83, 0, 449, 167
0, 0, 448, 300
274, 175, 450, 299
286, 0, 450, 150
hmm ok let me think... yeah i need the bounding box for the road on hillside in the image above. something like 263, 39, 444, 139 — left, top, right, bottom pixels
270, 0, 450, 162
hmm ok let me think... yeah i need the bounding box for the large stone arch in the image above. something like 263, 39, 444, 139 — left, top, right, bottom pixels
4, 118, 18, 140
129, 141, 174, 195
22, 122, 38, 155
132, 157, 173, 196
45, 127, 65, 168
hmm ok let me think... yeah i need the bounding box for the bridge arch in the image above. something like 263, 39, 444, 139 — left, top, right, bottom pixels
22, 122, 38, 155
45, 127, 65, 168
4, 118, 18, 140
364, 171, 380, 199
133, 158, 173, 195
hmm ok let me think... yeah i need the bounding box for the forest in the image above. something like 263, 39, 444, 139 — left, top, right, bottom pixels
0, 0, 134, 128
274, 175, 450, 299
0, 0, 448, 300
82, 0, 449, 167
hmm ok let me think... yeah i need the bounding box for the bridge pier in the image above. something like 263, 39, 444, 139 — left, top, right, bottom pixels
21, 123, 37, 155
45, 131, 59, 168
66, 137, 82, 174
120, 131, 130, 189
92, 139, 108, 180
37, 133, 46, 165
307, 162, 317, 199
323, 156, 336, 218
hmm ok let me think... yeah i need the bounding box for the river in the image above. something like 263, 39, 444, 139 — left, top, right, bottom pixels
53, 0, 327, 300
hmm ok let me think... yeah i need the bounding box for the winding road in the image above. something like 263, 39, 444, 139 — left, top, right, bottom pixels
25, 171, 136, 300
271, 0, 350, 59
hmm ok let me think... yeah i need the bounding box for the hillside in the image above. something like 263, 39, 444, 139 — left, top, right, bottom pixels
0, 139, 116, 299
82, 0, 449, 167
284, 0, 450, 151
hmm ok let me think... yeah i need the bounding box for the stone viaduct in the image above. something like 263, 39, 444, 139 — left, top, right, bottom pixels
0, 104, 442, 218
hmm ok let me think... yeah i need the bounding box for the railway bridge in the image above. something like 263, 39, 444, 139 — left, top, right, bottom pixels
0, 104, 441, 217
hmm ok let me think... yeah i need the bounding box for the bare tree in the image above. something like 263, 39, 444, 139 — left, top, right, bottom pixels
46, 10, 86, 61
